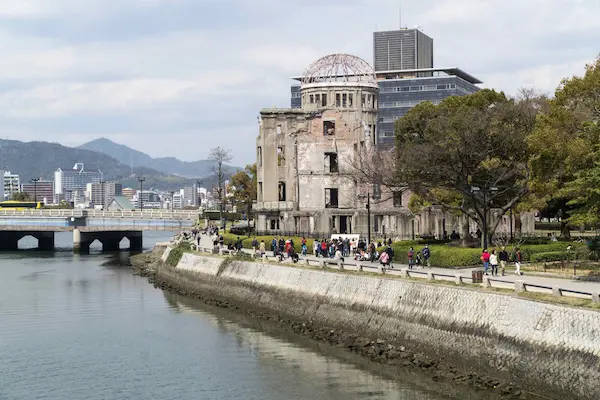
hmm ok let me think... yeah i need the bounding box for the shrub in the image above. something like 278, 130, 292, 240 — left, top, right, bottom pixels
165, 242, 189, 267
221, 233, 314, 254
530, 251, 570, 263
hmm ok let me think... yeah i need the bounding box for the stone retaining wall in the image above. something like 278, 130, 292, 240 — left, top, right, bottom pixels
171, 252, 600, 399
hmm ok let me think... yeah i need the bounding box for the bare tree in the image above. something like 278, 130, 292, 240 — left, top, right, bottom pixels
209, 147, 233, 225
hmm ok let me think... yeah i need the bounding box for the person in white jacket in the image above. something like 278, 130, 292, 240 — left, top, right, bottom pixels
489, 250, 499, 276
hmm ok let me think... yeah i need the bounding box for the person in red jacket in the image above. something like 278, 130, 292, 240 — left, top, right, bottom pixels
481, 249, 491, 275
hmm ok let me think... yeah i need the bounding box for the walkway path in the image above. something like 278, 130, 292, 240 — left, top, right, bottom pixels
197, 234, 600, 296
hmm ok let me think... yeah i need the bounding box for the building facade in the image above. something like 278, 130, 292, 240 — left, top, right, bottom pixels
134, 190, 161, 209
3, 171, 19, 200
54, 163, 103, 202
183, 185, 198, 207
86, 182, 122, 208
373, 28, 433, 72
376, 68, 481, 144
21, 181, 53, 204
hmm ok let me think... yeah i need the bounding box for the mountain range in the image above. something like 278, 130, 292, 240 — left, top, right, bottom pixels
78, 138, 239, 179
0, 138, 232, 191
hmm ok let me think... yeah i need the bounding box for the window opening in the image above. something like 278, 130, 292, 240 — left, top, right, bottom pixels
257, 147, 262, 167
321, 93, 327, 107
325, 188, 339, 208
277, 146, 285, 166
323, 120, 336, 136
258, 182, 263, 202
393, 191, 402, 207
348, 94, 353, 107
361, 94, 366, 108
278, 182, 286, 201
335, 93, 341, 107
325, 152, 339, 173
342, 93, 347, 107
276, 125, 282, 135
309, 94, 314, 104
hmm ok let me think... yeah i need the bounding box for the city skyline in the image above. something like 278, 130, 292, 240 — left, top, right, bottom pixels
0, 0, 597, 165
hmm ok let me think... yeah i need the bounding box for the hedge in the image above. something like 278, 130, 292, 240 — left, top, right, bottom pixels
529, 251, 570, 263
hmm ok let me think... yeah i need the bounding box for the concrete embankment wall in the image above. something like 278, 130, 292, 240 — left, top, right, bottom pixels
161, 251, 600, 399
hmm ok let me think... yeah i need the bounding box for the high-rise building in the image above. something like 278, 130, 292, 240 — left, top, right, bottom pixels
3, 171, 18, 200
376, 67, 481, 144
122, 187, 135, 200
373, 28, 433, 72
86, 182, 122, 208
21, 181, 54, 204
134, 190, 161, 209
183, 185, 198, 207
54, 163, 103, 202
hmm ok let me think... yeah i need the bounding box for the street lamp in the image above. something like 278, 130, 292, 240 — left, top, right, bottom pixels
471, 186, 498, 250
31, 177, 40, 203
358, 192, 371, 245
137, 177, 146, 210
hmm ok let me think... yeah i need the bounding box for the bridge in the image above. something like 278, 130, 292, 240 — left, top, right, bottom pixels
0, 209, 198, 252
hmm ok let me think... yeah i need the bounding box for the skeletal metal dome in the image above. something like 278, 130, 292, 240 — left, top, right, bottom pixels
301, 53, 377, 88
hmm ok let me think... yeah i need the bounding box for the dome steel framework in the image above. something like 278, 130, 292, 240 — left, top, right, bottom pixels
301, 53, 377, 86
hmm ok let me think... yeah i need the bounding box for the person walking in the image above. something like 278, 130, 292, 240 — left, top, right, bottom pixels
259, 240, 266, 257
408, 247, 415, 270
251, 237, 259, 252
490, 250, 499, 276
499, 247, 508, 276
421, 245, 431, 267
481, 249, 491, 275
384, 245, 394, 268
515, 248, 523, 276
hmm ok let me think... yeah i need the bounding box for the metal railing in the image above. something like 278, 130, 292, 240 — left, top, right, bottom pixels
0, 209, 200, 220
189, 243, 600, 304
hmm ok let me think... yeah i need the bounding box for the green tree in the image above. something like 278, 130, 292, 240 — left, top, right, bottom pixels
229, 164, 257, 218
11, 192, 31, 201
395, 89, 539, 246
529, 56, 600, 227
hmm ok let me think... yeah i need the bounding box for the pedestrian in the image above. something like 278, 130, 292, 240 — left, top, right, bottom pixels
301, 242, 307, 256
321, 240, 327, 257
481, 249, 491, 275
499, 247, 508, 276
490, 250, 499, 276
385, 245, 394, 268
259, 240, 266, 256
271, 237, 277, 255
415, 251, 422, 267
422, 244, 431, 267
251, 237, 259, 252
515, 248, 523, 276
334, 247, 344, 263
314, 239, 320, 257
408, 247, 415, 270
379, 250, 390, 267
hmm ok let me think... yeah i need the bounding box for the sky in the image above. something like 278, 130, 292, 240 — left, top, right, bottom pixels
0, 0, 598, 165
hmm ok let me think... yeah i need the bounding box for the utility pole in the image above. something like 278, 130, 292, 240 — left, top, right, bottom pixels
137, 177, 146, 211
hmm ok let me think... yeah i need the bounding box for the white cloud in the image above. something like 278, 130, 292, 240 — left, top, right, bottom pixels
0, 0, 598, 165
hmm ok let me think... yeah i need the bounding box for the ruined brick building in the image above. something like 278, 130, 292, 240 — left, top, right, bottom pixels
254, 54, 534, 239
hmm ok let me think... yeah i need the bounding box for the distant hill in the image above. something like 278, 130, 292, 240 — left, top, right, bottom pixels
78, 138, 240, 178
0, 139, 220, 191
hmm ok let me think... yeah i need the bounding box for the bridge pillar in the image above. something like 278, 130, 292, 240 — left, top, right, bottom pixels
37, 232, 55, 251
127, 231, 143, 251
102, 238, 121, 252
73, 229, 91, 254
0, 232, 18, 251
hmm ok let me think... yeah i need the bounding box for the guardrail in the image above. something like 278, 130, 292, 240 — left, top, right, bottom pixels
187, 243, 600, 304
0, 209, 200, 220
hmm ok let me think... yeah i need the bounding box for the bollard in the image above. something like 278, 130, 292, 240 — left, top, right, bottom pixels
320, 260, 326, 269
482, 275, 491, 288
455, 274, 462, 285
303, 258, 309, 265
357, 263, 363, 272
514, 280, 526, 293
377, 265, 385, 274
552, 286, 562, 297
592, 293, 600, 304
262, 254, 267, 262
338, 260, 344, 270
400, 268, 408, 278
427, 272, 435, 281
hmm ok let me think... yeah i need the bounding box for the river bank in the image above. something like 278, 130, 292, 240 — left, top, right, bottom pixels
131, 246, 564, 400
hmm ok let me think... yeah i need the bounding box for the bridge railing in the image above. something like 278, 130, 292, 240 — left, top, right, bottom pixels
0, 209, 200, 220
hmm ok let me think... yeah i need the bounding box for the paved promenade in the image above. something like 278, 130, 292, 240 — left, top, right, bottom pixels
197, 235, 600, 296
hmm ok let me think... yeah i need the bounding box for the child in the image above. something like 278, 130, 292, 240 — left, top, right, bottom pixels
415, 251, 423, 267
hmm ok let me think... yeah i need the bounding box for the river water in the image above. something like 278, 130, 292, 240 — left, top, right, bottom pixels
0, 232, 493, 400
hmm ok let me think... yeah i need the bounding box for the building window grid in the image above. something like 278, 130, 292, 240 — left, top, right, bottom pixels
381, 83, 456, 94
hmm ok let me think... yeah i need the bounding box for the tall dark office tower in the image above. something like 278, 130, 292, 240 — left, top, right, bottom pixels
373, 29, 433, 71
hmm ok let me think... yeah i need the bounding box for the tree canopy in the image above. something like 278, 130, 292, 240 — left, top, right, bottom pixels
229, 164, 257, 216
394, 89, 540, 240
529, 56, 600, 226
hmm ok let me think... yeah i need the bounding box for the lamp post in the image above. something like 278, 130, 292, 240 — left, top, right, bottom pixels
137, 177, 146, 210
100, 180, 106, 209
31, 177, 40, 203
471, 186, 498, 250
358, 192, 371, 245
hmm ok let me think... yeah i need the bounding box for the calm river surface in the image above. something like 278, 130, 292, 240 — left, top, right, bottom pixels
0, 232, 493, 400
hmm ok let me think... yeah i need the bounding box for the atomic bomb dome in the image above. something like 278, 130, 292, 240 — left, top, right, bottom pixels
300, 53, 378, 89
